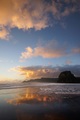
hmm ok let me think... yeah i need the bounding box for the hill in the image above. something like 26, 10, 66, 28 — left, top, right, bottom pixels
23, 78, 58, 83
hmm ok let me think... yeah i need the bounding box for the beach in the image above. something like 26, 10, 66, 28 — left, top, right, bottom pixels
0, 83, 80, 120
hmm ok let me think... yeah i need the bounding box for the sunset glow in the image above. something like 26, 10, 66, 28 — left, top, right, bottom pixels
0, 0, 80, 82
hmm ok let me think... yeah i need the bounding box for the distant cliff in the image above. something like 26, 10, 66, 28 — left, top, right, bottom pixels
23, 71, 80, 83
23, 78, 58, 83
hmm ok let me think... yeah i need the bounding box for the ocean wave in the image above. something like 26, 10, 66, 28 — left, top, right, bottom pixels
0, 82, 80, 95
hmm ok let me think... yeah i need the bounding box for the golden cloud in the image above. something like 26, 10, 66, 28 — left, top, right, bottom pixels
11, 65, 80, 80
20, 39, 80, 61
20, 40, 66, 61
0, 27, 9, 40
0, 0, 48, 40
11, 66, 59, 79
0, 0, 79, 40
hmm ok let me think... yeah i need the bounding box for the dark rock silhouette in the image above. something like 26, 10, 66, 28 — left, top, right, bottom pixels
58, 71, 76, 83
23, 71, 80, 83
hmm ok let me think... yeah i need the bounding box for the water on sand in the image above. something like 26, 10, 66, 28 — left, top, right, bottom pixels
0, 83, 80, 120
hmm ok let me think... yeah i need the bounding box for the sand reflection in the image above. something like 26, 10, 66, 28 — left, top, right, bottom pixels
7, 88, 66, 120
4, 87, 80, 120
7, 87, 60, 105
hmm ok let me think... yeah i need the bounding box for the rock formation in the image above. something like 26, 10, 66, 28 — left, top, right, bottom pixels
58, 71, 76, 83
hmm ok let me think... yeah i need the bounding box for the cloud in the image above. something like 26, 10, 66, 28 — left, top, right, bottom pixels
66, 60, 72, 65
72, 48, 80, 54
61, 0, 80, 17
20, 39, 80, 61
11, 65, 80, 80
0, 0, 80, 40
0, 0, 49, 40
20, 40, 67, 61
0, 27, 9, 40
11, 65, 60, 79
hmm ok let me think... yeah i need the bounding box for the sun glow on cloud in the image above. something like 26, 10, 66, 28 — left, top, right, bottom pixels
11, 65, 80, 80
11, 66, 59, 79
20, 40, 66, 61
20, 41, 80, 61
0, 0, 80, 82
0, 0, 80, 40
0, 27, 9, 40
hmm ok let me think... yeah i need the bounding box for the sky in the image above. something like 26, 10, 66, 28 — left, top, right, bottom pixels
0, 0, 80, 83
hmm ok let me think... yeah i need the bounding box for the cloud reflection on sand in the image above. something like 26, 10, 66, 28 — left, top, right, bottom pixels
0, 86, 79, 120
7, 87, 66, 120
7, 87, 61, 105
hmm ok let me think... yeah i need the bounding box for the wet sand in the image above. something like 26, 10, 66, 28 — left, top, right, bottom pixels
0, 86, 80, 120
